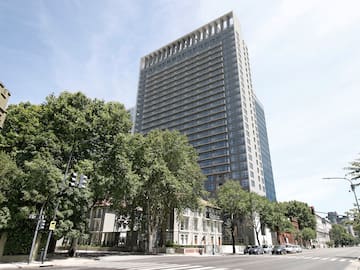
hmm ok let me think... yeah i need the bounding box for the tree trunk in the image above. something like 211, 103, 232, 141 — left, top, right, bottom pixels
68, 238, 78, 257
231, 224, 236, 254
255, 229, 261, 246
276, 230, 281, 245
48, 236, 57, 254
0, 231, 8, 259
147, 226, 157, 254
129, 209, 137, 251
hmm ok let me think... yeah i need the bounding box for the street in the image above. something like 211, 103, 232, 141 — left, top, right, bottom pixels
32, 247, 360, 270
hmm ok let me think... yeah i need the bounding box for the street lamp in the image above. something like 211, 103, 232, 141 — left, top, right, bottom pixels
322, 177, 360, 212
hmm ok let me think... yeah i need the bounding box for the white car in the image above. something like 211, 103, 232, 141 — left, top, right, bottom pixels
262, 244, 273, 254
285, 244, 296, 253
293, 245, 302, 253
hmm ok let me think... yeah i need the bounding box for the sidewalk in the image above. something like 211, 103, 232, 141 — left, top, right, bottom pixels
0, 250, 221, 269
0, 257, 94, 269
0, 251, 114, 269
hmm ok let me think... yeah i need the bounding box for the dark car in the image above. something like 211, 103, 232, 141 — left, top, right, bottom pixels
249, 245, 264, 255
243, 245, 252, 254
272, 245, 287, 255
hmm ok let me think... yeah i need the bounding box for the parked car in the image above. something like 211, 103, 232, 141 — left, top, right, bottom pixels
293, 245, 302, 253
285, 244, 296, 253
243, 245, 252, 254
262, 244, 273, 254
272, 245, 287, 255
249, 245, 264, 255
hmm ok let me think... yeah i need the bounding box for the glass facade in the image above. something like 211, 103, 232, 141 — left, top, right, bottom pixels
255, 98, 277, 201
135, 12, 273, 197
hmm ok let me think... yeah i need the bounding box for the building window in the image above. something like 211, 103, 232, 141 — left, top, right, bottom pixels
194, 218, 198, 231
180, 217, 189, 230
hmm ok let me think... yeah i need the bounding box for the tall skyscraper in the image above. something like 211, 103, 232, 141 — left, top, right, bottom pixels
135, 12, 274, 198
255, 97, 277, 201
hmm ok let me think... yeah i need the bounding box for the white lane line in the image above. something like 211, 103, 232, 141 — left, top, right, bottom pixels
330, 258, 337, 261
161, 265, 201, 270
321, 257, 329, 260
123, 263, 187, 270
189, 267, 217, 270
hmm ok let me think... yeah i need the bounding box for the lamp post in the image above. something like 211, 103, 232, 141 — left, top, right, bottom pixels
323, 177, 360, 212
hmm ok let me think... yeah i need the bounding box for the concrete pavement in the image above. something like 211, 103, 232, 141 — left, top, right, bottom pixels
0, 257, 96, 269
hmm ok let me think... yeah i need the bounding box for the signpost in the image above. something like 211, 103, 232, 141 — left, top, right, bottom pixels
49, 221, 56, 231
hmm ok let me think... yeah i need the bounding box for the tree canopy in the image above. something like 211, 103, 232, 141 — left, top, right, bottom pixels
0, 92, 132, 255
0, 91, 205, 255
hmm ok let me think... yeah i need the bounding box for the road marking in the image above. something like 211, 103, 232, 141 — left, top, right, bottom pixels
156, 265, 198, 270
330, 258, 337, 261
189, 267, 217, 270
109, 262, 229, 270
321, 257, 329, 260
339, 259, 346, 262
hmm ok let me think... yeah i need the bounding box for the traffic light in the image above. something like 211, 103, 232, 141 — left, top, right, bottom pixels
69, 172, 77, 187
39, 218, 46, 230
79, 174, 88, 189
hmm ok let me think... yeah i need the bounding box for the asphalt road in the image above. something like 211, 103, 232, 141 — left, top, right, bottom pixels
20, 247, 360, 270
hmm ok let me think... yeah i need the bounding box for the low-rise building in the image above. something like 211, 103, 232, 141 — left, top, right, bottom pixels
313, 214, 332, 248
60, 199, 223, 254
170, 201, 223, 254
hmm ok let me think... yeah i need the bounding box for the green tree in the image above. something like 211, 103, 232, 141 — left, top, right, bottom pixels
41, 92, 132, 255
261, 201, 294, 244
329, 224, 355, 247
0, 91, 132, 256
283, 200, 316, 230
216, 180, 248, 253
301, 227, 316, 247
0, 152, 22, 257
136, 130, 205, 253
244, 192, 268, 246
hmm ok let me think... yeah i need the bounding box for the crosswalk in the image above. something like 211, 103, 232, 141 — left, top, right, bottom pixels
105, 262, 235, 270
272, 254, 356, 263
94, 256, 357, 270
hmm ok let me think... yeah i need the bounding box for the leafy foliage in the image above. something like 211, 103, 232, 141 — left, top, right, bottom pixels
102, 129, 205, 253
0, 91, 132, 254
346, 155, 360, 180
216, 180, 248, 253
300, 227, 316, 246
329, 224, 356, 247
283, 200, 316, 230
0, 152, 22, 229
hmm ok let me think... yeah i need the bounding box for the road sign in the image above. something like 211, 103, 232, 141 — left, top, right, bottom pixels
49, 221, 57, 231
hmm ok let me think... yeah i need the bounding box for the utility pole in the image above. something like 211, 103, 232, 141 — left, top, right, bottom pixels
41, 148, 74, 263
28, 202, 46, 264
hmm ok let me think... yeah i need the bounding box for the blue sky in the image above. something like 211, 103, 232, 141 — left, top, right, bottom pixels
1, 0, 360, 216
